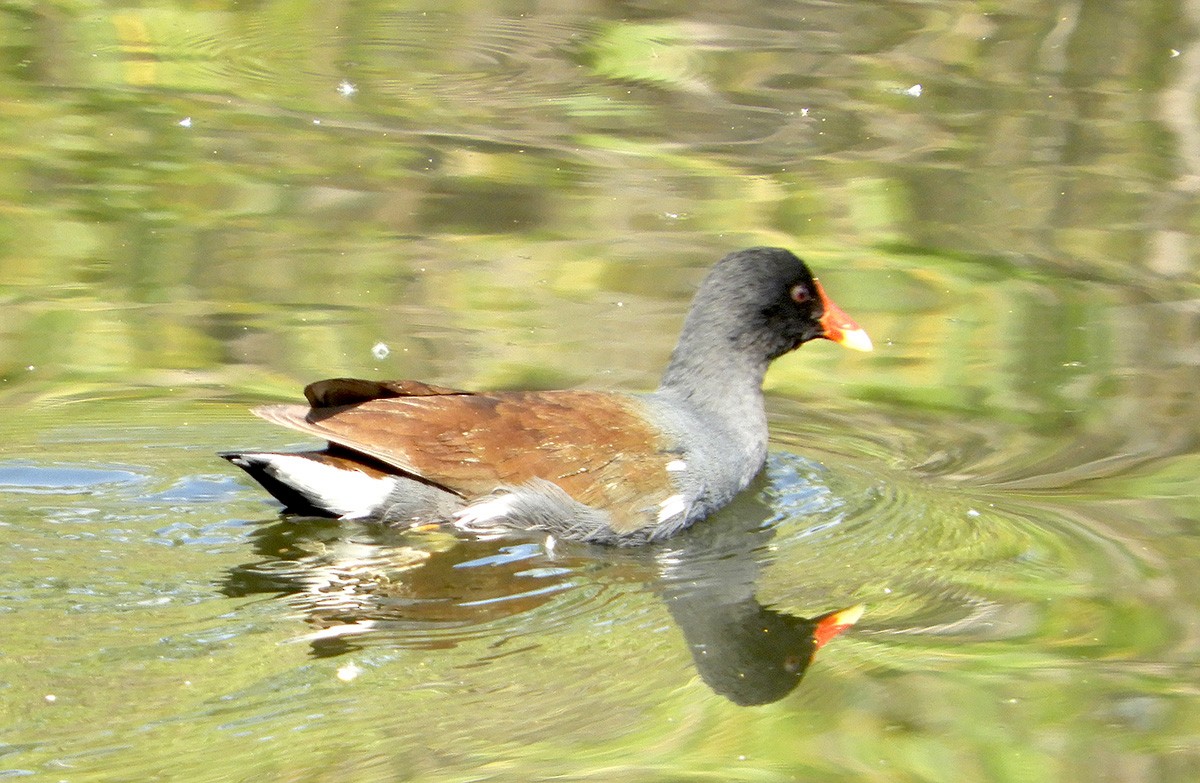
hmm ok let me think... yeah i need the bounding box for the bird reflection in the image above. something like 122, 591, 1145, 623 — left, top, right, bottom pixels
221, 477, 861, 705
649, 482, 862, 705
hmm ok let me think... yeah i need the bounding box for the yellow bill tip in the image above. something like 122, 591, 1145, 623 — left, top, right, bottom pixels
839, 327, 874, 353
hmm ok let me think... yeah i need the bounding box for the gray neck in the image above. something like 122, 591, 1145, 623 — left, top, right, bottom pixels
659, 338, 767, 412
656, 329, 770, 465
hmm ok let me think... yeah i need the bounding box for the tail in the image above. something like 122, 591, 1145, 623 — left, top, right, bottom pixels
220, 450, 400, 519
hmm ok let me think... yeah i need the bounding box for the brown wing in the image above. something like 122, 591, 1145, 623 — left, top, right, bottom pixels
253, 379, 681, 531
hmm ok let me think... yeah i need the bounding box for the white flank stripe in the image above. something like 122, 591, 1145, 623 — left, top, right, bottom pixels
657, 493, 688, 524
454, 493, 518, 529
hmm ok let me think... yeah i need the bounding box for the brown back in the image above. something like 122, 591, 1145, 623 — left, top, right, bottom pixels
254, 378, 681, 532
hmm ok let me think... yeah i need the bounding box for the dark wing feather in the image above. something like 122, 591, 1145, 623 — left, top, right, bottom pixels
303, 377, 468, 407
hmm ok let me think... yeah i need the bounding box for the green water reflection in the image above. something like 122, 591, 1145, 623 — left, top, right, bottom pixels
1, 1, 1198, 782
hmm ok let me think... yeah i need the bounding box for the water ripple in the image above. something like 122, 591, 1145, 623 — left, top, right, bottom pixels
764, 405, 1187, 670
0, 460, 147, 495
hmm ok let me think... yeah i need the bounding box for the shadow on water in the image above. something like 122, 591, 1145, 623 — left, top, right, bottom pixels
220, 470, 861, 707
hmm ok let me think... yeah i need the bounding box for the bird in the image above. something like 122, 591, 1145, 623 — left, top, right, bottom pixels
222, 247, 872, 546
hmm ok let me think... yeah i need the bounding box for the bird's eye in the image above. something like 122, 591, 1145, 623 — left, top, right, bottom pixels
790, 284, 811, 303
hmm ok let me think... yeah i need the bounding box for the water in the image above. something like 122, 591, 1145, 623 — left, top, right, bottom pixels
2, 1, 1199, 781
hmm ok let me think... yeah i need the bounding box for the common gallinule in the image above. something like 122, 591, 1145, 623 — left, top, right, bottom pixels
223, 247, 871, 545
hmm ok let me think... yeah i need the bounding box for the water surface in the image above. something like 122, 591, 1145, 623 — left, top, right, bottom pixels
1, 1, 1198, 781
